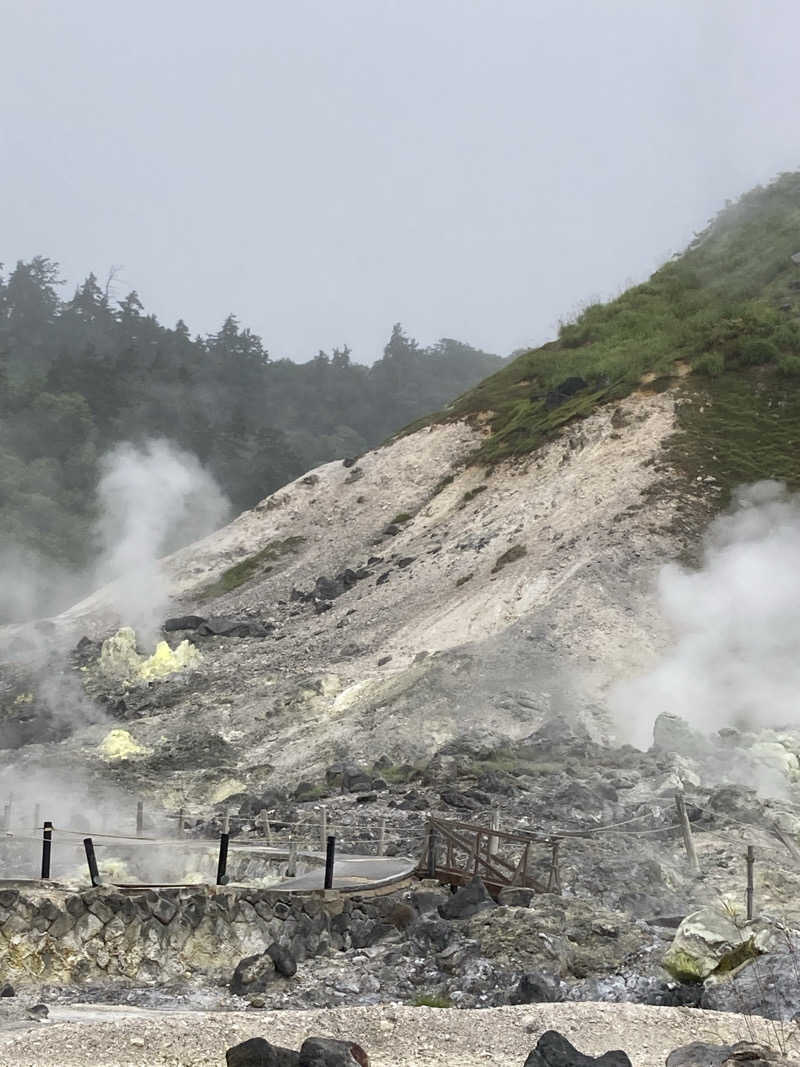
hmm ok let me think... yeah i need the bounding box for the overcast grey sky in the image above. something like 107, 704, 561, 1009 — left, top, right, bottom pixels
1, 1, 798, 362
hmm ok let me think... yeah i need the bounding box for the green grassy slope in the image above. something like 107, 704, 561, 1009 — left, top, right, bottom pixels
411, 171, 800, 492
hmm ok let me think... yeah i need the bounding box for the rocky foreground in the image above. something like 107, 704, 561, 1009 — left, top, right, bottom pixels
0, 1001, 794, 1067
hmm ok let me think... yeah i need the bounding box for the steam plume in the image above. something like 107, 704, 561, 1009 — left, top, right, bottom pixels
93, 439, 229, 639
612, 480, 800, 748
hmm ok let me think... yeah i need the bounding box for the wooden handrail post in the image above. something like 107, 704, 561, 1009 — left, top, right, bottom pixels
675, 792, 700, 875
427, 823, 438, 878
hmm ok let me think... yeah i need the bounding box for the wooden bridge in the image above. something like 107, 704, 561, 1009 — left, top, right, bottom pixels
417, 817, 561, 896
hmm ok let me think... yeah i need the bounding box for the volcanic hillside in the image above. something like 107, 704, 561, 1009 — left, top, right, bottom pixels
3, 171, 800, 812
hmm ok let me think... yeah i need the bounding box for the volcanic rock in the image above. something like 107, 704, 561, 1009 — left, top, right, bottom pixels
524, 1029, 631, 1066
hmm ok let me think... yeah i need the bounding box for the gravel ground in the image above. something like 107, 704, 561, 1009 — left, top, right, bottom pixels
0, 1001, 790, 1067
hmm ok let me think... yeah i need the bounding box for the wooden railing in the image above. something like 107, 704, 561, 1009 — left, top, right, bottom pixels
417, 817, 561, 895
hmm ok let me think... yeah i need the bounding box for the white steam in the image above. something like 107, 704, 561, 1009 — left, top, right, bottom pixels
612, 480, 800, 749
93, 439, 229, 638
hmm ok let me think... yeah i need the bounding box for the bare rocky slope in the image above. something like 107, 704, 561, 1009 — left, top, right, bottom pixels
2, 385, 682, 807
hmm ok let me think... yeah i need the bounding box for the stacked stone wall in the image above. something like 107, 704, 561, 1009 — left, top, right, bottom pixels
0, 882, 382, 987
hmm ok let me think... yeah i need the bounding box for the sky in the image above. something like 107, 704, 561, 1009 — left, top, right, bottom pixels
1, 1, 798, 363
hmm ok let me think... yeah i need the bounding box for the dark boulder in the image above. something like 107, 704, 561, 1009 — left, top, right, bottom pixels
438, 876, 496, 920
197, 616, 271, 638
226, 1037, 300, 1067
230, 950, 277, 996
299, 1037, 368, 1066
510, 972, 563, 1004
267, 942, 297, 978
701, 951, 800, 1019
440, 790, 481, 811
666, 1042, 782, 1067
498, 887, 535, 908
163, 615, 206, 632
524, 1030, 631, 1067
545, 376, 588, 410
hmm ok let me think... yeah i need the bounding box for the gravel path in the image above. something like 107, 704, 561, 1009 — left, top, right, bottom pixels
0, 1002, 788, 1067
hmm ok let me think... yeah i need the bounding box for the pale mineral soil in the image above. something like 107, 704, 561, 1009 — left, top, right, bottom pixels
0, 1002, 791, 1067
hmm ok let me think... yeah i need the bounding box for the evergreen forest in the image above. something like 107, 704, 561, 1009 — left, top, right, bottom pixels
0, 257, 502, 583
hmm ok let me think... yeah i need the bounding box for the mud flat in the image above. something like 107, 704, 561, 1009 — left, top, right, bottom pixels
0, 1001, 785, 1067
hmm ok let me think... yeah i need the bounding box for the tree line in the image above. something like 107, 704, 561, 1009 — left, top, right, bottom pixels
0, 256, 502, 573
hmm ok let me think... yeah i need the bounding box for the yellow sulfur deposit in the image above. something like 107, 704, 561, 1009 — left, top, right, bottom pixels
139, 639, 202, 681
98, 728, 149, 762
98, 627, 142, 681
98, 628, 202, 685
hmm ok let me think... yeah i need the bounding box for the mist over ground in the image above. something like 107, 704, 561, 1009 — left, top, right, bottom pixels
612, 481, 800, 749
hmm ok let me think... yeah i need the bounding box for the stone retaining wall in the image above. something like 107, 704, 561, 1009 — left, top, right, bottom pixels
0, 882, 394, 987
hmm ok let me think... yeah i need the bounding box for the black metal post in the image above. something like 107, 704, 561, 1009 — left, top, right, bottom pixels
41, 821, 52, 880
216, 831, 230, 885
746, 845, 755, 920
83, 837, 101, 887
324, 834, 336, 889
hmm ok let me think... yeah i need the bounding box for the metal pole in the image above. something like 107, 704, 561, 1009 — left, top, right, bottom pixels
136, 800, 144, 837
746, 845, 755, 920
324, 834, 336, 889
216, 831, 230, 885
675, 792, 701, 875
377, 817, 385, 857
286, 839, 297, 878
83, 838, 101, 887
41, 821, 52, 880
320, 805, 327, 853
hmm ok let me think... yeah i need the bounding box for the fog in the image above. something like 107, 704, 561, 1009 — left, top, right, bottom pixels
0, 439, 229, 631
2, 1, 798, 362
612, 482, 800, 750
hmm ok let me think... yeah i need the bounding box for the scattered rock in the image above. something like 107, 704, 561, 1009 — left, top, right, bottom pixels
439, 877, 496, 921
226, 1036, 300, 1066
511, 971, 563, 1004
524, 1030, 631, 1067
666, 1042, 786, 1067
267, 942, 297, 978
230, 950, 277, 996
298, 1037, 368, 1066
498, 887, 535, 908
701, 949, 800, 1019
663, 907, 757, 982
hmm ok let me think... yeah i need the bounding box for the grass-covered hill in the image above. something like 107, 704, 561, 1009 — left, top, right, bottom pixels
415, 170, 800, 504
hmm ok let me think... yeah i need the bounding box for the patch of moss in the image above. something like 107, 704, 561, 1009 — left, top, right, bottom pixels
411, 993, 453, 1008
461, 485, 487, 505
197, 536, 306, 600
492, 544, 527, 573
390, 512, 412, 524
